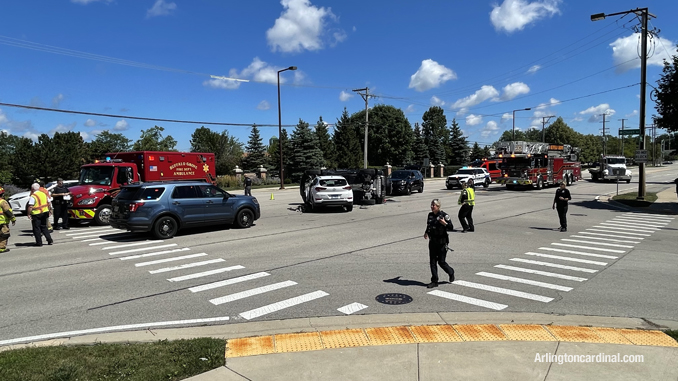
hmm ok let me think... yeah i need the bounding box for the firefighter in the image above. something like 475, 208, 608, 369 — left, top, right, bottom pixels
552, 181, 571, 232
35, 180, 53, 232
458, 181, 475, 232
0, 187, 17, 253
27, 183, 53, 246
424, 198, 455, 288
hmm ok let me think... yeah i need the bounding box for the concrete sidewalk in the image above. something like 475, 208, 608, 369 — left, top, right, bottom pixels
607, 184, 678, 215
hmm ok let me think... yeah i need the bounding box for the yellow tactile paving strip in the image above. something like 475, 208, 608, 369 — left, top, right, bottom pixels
225, 324, 678, 358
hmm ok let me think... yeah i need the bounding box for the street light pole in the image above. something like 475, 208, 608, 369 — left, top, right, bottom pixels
512, 108, 532, 148
277, 66, 297, 190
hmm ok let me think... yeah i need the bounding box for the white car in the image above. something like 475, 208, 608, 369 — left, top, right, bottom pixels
304, 175, 353, 212
8, 180, 78, 215
446, 168, 491, 189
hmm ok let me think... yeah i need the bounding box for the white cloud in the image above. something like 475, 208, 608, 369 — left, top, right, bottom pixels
24, 132, 40, 141
409, 59, 457, 92
71, 0, 112, 4
610, 34, 677, 73
626, 110, 638, 117
480, 121, 500, 138
405, 105, 416, 113
497, 82, 530, 101
451, 85, 499, 110
580, 103, 616, 123
147, 0, 176, 18
527, 65, 541, 74
430, 96, 445, 107
0, 109, 7, 125
490, 0, 561, 33
204, 58, 297, 90
52, 94, 64, 108
570, 117, 583, 123
535, 97, 560, 110
114, 119, 129, 131
466, 114, 483, 126
501, 113, 512, 123
49, 122, 76, 136
267, 0, 343, 53
339, 91, 353, 102
79, 131, 91, 141
257, 100, 271, 110
84, 118, 97, 127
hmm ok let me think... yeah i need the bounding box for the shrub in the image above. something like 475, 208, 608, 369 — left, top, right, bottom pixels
1, 184, 28, 200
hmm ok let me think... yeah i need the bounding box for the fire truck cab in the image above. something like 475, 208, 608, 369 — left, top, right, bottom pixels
495, 141, 581, 190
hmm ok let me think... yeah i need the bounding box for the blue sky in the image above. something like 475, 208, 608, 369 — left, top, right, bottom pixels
1, 0, 676, 152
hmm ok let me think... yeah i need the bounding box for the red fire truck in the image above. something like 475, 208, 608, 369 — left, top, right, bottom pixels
495, 141, 581, 190
68, 151, 216, 225
469, 158, 502, 182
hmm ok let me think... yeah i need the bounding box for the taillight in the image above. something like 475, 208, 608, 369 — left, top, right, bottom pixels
129, 202, 144, 212
342, 186, 352, 190
315, 187, 327, 192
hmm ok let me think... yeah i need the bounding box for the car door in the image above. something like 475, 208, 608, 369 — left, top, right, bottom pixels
199, 184, 232, 222
170, 185, 205, 225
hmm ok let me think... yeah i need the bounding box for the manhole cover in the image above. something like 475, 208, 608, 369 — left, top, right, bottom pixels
375, 293, 413, 305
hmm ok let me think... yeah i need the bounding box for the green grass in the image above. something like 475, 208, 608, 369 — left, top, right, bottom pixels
0, 338, 225, 381
611, 192, 658, 207
665, 330, 678, 343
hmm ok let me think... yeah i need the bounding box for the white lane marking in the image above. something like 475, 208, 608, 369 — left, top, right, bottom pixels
613, 217, 668, 226
239, 290, 329, 320
559, 239, 633, 248
65, 227, 113, 235
167, 265, 245, 282
209, 281, 297, 305
135, 253, 208, 267
586, 228, 650, 237
602, 221, 662, 230
337, 302, 368, 315
624, 213, 674, 220
149, 259, 225, 274
72, 234, 116, 239
598, 223, 657, 232
510, 258, 598, 273
120, 248, 190, 260
90, 239, 138, 246
577, 231, 644, 240
495, 265, 587, 282
0, 316, 230, 346
82, 238, 103, 242
189, 272, 271, 293
476, 272, 572, 291
101, 241, 159, 250
525, 252, 607, 266
593, 225, 656, 234
537, 247, 618, 259
570, 235, 639, 244
428, 290, 508, 311
549, 243, 627, 253
109, 244, 178, 255
453, 280, 553, 302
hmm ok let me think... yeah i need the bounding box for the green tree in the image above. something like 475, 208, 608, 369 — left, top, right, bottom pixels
333, 108, 362, 168
524, 128, 543, 142
88, 130, 131, 160
544, 117, 580, 146
132, 126, 177, 151
242, 125, 268, 171
421, 106, 447, 164
496, 129, 527, 143
578, 134, 603, 164
653, 44, 678, 134
315, 116, 336, 168
482, 145, 492, 158
349, 104, 414, 166
0, 132, 22, 184
10, 136, 37, 187
470, 142, 483, 161
446, 119, 468, 165
289, 119, 324, 180
190, 126, 243, 175
412, 123, 428, 164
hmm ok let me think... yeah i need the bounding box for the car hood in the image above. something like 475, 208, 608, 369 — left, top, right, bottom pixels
448, 174, 472, 179
9, 191, 30, 200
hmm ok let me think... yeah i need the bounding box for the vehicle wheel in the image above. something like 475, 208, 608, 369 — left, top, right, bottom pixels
446, 186, 453, 190
536, 178, 543, 190
364, 198, 376, 205
406, 185, 412, 195
418, 183, 424, 193
483, 180, 490, 188
626, 178, 631, 184
345, 204, 353, 212
153, 216, 178, 239
375, 195, 384, 204
94, 204, 112, 226
235, 208, 254, 228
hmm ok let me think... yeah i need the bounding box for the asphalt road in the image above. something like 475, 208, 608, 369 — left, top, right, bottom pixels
1, 166, 676, 342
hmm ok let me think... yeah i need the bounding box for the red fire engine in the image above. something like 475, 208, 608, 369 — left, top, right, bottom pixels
495, 141, 581, 190
68, 151, 216, 225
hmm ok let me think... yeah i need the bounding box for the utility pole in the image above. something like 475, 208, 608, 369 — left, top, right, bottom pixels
618, 118, 627, 155
541, 115, 555, 143
352, 87, 374, 169
600, 113, 609, 156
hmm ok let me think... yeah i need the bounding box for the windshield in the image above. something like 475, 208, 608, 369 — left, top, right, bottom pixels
79, 166, 115, 186
605, 158, 626, 165
500, 158, 533, 169
390, 171, 412, 179
455, 169, 476, 175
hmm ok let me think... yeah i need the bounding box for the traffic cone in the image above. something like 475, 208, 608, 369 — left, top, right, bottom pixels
270, 193, 275, 200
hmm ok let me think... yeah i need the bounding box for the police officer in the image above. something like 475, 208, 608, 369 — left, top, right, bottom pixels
51, 178, 71, 230
0, 187, 16, 253
244, 176, 253, 196
458, 181, 475, 232
424, 199, 455, 288
552, 182, 571, 232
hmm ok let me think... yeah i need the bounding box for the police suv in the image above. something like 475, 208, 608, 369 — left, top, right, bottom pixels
446, 167, 491, 189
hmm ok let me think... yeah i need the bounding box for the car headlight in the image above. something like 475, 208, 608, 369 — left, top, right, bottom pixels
89, 187, 105, 195
78, 198, 97, 206
603, 169, 609, 175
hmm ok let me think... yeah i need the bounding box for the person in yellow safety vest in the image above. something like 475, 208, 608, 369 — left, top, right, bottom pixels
457, 181, 475, 233
27, 183, 53, 247
0, 187, 17, 253
35, 180, 53, 232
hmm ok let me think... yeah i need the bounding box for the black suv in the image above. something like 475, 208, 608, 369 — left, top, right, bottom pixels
389, 170, 424, 195
110, 181, 260, 239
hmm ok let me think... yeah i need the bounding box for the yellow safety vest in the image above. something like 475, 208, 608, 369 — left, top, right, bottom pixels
0, 199, 14, 224
30, 190, 50, 215
458, 188, 476, 206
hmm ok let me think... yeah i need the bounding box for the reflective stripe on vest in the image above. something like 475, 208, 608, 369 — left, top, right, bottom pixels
30, 190, 49, 215
0, 200, 12, 224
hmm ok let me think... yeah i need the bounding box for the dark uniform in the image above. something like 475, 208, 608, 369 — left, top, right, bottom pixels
244, 177, 252, 196
553, 185, 571, 232
425, 209, 455, 287
51, 182, 71, 230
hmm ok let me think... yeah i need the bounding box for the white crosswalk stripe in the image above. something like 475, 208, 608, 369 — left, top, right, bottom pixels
476, 272, 572, 291
120, 248, 191, 260
149, 259, 226, 274
613, 218, 668, 226
338, 302, 368, 315
135, 253, 208, 267
560, 239, 633, 248
101, 241, 159, 250
510, 258, 598, 273
537, 247, 618, 259
209, 281, 297, 305
524, 252, 607, 266
453, 280, 553, 302
623, 213, 674, 220
586, 228, 650, 237
569, 235, 639, 244
551, 242, 628, 252
428, 290, 508, 310
494, 265, 587, 281
167, 266, 245, 282
576, 231, 644, 240
598, 223, 657, 232
90, 239, 138, 246
66, 227, 113, 235
189, 272, 271, 293
239, 291, 329, 320
109, 244, 177, 255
